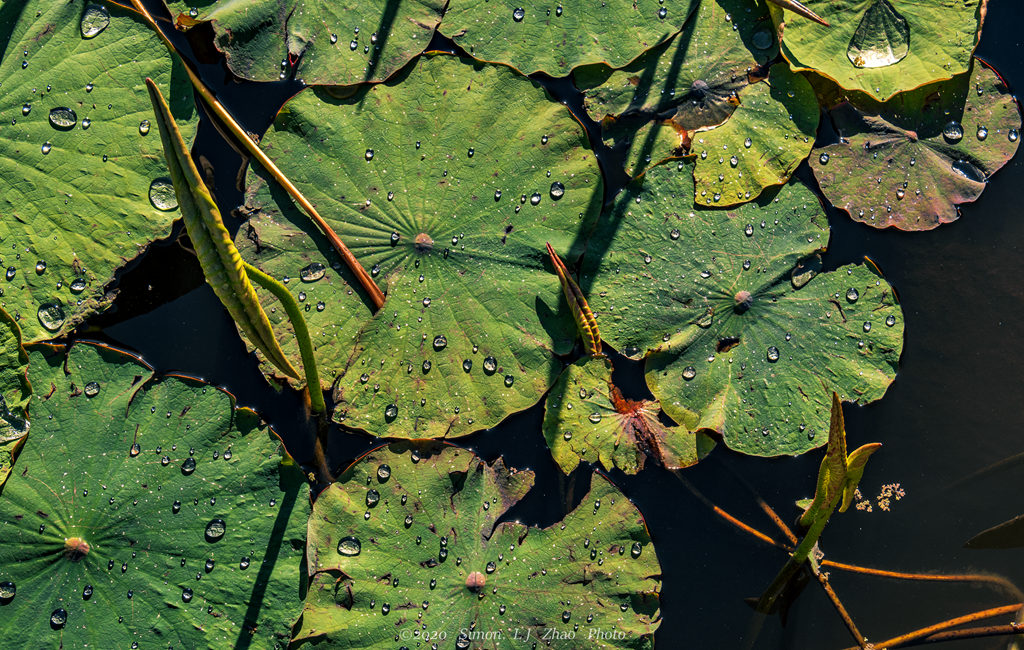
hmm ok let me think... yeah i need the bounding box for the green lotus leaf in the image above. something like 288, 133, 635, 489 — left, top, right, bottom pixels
0, 341, 309, 648
581, 160, 903, 457
575, 0, 776, 127
0, 308, 29, 487
163, 0, 444, 85
774, 0, 984, 101
236, 54, 603, 438
0, 0, 197, 343
543, 356, 714, 474
810, 59, 1021, 231
439, 0, 699, 77
296, 443, 661, 647
689, 63, 818, 206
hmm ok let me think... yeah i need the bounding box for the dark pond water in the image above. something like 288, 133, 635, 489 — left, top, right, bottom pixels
85, 2, 1024, 647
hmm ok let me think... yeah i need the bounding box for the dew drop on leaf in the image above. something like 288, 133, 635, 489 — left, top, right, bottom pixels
149, 178, 178, 211
337, 536, 361, 556
80, 4, 110, 38
204, 518, 226, 542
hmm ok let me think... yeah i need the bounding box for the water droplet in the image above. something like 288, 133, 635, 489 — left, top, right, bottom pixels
462, 359, 472, 372
365, 488, 380, 508
384, 403, 398, 421
80, 4, 110, 38
205, 558, 215, 572
390, 231, 400, 245
82, 584, 93, 600
670, 228, 680, 240
486, 561, 496, 574
0, 581, 14, 602
182, 587, 193, 602
846, 288, 859, 303
48, 107, 77, 130
730, 155, 738, 167
83, 380, 100, 397
129, 442, 140, 457
562, 610, 571, 623
138, 119, 150, 136
41, 142, 52, 155
530, 192, 541, 206
556, 4, 563, 16
376, 464, 391, 481
162, 456, 171, 467
204, 518, 226, 542
942, 121, 964, 144
1009, 129, 1019, 143
181, 457, 197, 475
766, 346, 780, 363
37, 302, 65, 332
885, 314, 896, 327
630, 541, 643, 558
330, 33, 338, 44
365, 149, 374, 161
863, 321, 872, 333
504, 375, 514, 387
300, 262, 326, 282
549, 181, 565, 200
682, 366, 696, 381
149, 178, 178, 210
431, 335, 448, 351
494, 189, 502, 201
818, 152, 830, 165
744, 137, 753, 148
360, 373, 369, 383
744, 223, 754, 237
658, 6, 667, 19
337, 536, 361, 556
483, 356, 497, 374
172, 499, 181, 513
349, 39, 358, 50
512, 7, 525, 21
467, 147, 474, 158
50, 608, 67, 628
976, 125, 988, 141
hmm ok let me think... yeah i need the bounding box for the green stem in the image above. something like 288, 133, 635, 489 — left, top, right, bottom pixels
756, 497, 835, 613
243, 262, 326, 414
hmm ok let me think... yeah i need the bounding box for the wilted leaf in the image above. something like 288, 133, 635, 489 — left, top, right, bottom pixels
237, 54, 603, 438
297, 443, 661, 647
581, 160, 903, 456
163, 0, 445, 85
774, 0, 984, 100
811, 59, 1021, 230
0, 342, 309, 647
0, 0, 197, 343
543, 356, 713, 474
440, 0, 699, 77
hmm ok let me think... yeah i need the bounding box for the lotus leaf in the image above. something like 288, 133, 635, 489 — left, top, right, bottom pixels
810, 59, 1021, 230
236, 54, 603, 438
581, 160, 903, 456
0, 342, 309, 648
0, 0, 197, 343
543, 356, 713, 474
0, 308, 29, 487
297, 443, 661, 647
773, 0, 984, 101
440, 0, 699, 77
163, 0, 445, 85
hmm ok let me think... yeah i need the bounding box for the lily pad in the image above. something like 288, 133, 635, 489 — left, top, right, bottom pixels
810, 59, 1021, 230
580, 160, 904, 456
689, 63, 818, 206
0, 0, 197, 343
0, 308, 30, 488
0, 341, 309, 647
297, 443, 661, 647
543, 356, 713, 474
774, 0, 984, 100
439, 0, 698, 77
163, 0, 445, 85
575, 0, 778, 176
236, 54, 603, 438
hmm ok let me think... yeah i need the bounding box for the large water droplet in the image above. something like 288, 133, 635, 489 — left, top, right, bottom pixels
48, 107, 77, 130
181, 457, 197, 475
766, 346, 780, 363
504, 375, 514, 387
1009, 129, 1019, 143
41, 142, 52, 155
976, 125, 989, 141
149, 178, 178, 210
37, 302, 66, 332
847, 0, 909, 69
50, 608, 67, 628
885, 314, 896, 327
366, 489, 380, 507
376, 464, 391, 481
846, 288, 859, 303
682, 366, 696, 381
942, 121, 964, 144
384, 404, 398, 421
337, 536, 361, 556
549, 181, 565, 200
0, 581, 15, 602
483, 356, 497, 374
204, 518, 226, 542
432, 335, 447, 351
658, 6, 667, 19
83, 381, 100, 397
630, 541, 643, 558
80, 4, 111, 38
138, 120, 150, 136
512, 7, 525, 21
819, 152, 830, 165
182, 587, 193, 603
300, 262, 326, 282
